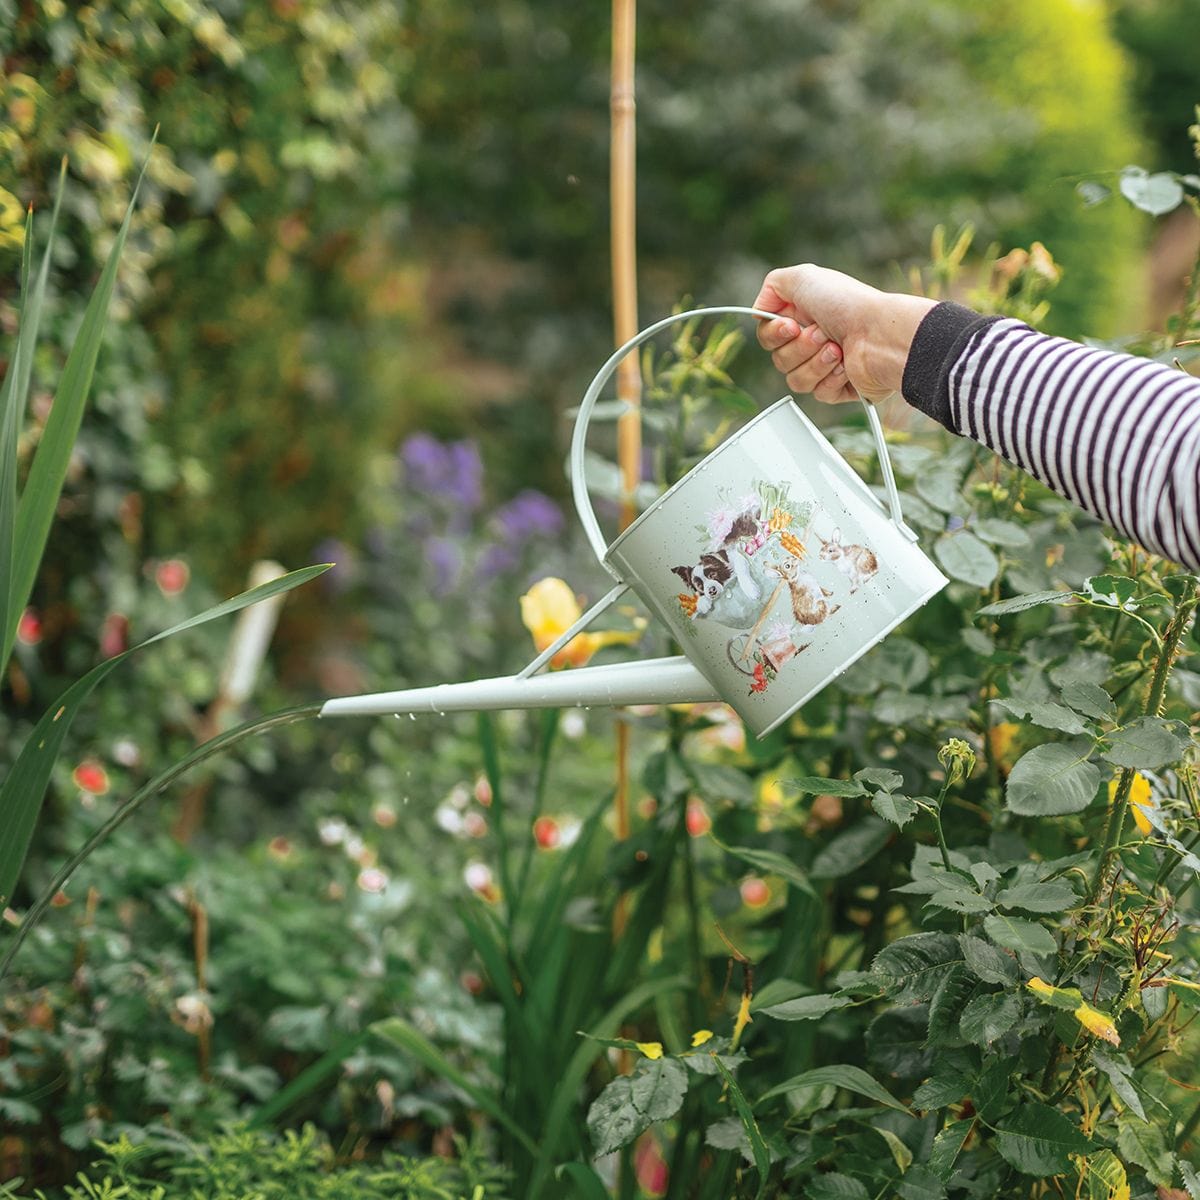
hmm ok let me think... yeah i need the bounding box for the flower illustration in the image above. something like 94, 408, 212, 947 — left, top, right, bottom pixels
706, 506, 736, 547
677, 592, 698, 618
766, 618, 792, 644
520, 577, 641, 668
750, 661, 768, 694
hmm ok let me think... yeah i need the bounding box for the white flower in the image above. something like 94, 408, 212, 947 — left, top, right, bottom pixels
464, 862, 493, 893
318, 817, 347, 846
356, 867, 388, 894
435, 804, 464, 834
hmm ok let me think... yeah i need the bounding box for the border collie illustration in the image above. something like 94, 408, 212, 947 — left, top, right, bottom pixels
670, 553, 733, 617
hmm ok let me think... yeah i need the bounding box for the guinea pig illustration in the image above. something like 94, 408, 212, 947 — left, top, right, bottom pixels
818, 528, 878, 593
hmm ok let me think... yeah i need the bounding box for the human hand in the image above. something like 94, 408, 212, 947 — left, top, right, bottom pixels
752, 264, 936, 404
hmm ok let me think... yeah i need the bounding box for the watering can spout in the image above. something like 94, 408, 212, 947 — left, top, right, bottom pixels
318, 656, 720, 719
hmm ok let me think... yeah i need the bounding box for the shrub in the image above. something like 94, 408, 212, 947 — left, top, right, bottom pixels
1, 1124, 509, 1200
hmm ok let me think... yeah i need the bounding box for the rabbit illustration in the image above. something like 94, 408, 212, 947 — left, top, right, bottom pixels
818, 527, 878, 593
765, 556, 840, 626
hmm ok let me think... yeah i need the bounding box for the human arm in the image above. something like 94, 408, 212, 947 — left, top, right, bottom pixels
753, 264, 1200, 571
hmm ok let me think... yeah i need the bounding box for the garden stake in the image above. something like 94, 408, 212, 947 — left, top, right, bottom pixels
610, 0, 640, 945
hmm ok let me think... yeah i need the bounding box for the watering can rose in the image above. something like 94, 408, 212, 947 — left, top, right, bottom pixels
519, 577, 640, 668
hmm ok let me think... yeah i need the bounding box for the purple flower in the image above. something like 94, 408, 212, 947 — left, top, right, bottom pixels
476, 543, 520, 581
399, 433, 483, 511
494, 489, 565, 543
424, 536, 464, 595
400, 432, 446, 483
445, 440, 484, 511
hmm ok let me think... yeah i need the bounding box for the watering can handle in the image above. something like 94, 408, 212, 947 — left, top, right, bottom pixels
570, 305, 914, 575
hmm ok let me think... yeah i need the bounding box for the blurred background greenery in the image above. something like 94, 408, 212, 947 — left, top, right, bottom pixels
2, 0, 1194, 606
2, 0, 1199, 1190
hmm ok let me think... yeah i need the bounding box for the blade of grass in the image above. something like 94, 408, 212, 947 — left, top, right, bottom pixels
714, 1057, 771, 1200
554, 1162, 611, 1200
0, 210, 34, 679
602, 804, 683, 992
456, 898, 540, 1066
476, 712, 515, 918
511, 707, 560, 923
371, 1017, 543, 1160
7, 143, 154, 669
526, 790, 611, 961
1, 161, 66, 678
0, 703, 320, 979
249, 1029, 372, 1129
0, 563, 329, 910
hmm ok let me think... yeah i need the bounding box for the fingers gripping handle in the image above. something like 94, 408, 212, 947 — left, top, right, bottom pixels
570, 306, 912, 572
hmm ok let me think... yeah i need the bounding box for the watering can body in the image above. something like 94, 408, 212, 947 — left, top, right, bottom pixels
601, 396, 946, 737
320, 307, 948, 736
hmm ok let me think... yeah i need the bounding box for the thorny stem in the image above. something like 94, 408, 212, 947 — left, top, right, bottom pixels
1089, 590, 1197, 903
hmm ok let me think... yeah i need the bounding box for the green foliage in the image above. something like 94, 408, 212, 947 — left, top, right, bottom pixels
1, 0, 421, 589
402, 0, 1145, 497
1112, 0, 1200, 175
1, 1124, 509, 1199
388, 300, 1200, 1197
882, 0, 1144, 336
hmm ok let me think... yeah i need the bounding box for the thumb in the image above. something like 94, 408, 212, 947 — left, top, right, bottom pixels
751, 281, 794, 317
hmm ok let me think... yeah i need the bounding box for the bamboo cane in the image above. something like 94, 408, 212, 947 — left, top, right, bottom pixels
610, 0, 639, 935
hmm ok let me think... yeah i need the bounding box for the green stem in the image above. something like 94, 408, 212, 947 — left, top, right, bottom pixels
1178, 1095, 1200, 1154
1089, 591, 1198, 903
931, 781, 954, 872
1153, 829, 1200, 893
510, 708, 560, 928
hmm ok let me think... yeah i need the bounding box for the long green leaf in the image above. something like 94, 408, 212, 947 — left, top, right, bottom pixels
714, 1057, 771, 1200
0, 564, 329, 909
8, 145, 153, 667
554, 1162, 611, 1200
0, 703, 319, 979
0, 212, 33, 680
1, 162, 66, 677
249, 1028, 371, 1129
476, 712, 514, 912
758, 1064, 911, 1113
371, 1017, 542, 1160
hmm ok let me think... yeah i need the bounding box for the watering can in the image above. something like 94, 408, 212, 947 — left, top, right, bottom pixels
320, 307, 948, 738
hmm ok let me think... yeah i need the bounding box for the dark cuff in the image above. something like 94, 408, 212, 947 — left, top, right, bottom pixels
901, 302, 1002, 433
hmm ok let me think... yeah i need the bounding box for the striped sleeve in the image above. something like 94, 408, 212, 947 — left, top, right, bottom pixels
901, 302, 1200, 571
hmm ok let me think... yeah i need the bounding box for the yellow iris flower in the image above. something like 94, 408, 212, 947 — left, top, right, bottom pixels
519, 577, 641, 668
1108, 772, 1154, 837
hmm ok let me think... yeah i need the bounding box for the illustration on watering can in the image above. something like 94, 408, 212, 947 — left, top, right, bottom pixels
319, 306, 949, 737
669, 480, 886, 698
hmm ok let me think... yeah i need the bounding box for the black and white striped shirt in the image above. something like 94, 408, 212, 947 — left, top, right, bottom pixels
902, 303, 1200, 570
